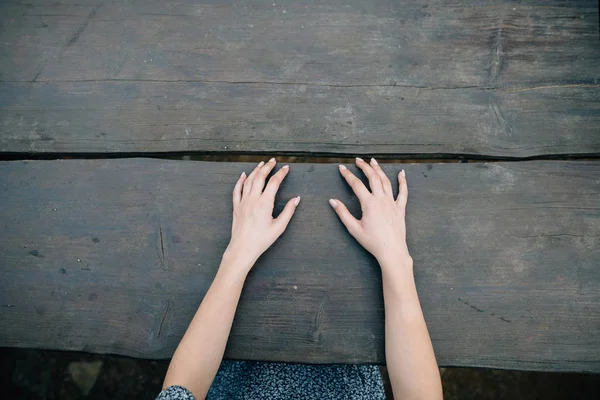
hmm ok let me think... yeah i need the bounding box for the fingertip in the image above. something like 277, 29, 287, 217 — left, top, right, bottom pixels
355, 157, 364, 164
370, 157, 378, 166
282, 164, 289, 169
274, 196, 299, 231
338, 164, 347, 171
400, 169, 406, 177
236, 172, 246, 188
329, 200, 359, 234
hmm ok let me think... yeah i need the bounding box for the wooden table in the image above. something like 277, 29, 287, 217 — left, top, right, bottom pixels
1, 0, 599, 372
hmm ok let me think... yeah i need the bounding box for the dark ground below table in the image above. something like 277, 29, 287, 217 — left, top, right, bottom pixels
2, 349, 599, 400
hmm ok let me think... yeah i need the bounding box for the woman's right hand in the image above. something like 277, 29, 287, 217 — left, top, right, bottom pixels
329, 157, 412, 271
223, 158, 300, 274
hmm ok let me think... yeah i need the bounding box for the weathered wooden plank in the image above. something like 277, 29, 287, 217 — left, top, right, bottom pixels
1, 82, 598, 156
1, 159, 599, 371
1, 0, 598, 87
0, 1, 97, 82
1, 0, 598, 156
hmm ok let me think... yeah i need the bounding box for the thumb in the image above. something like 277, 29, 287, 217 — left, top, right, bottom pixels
273, 196, 301, 234
329, 199, 361, 236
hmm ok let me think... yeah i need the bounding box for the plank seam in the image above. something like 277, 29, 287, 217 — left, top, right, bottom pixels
1, 152, 600, 163
3, 80, 599, 92
2, 78, 489, 90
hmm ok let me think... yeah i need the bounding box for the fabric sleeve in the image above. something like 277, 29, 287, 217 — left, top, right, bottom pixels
155, 385, 196, 400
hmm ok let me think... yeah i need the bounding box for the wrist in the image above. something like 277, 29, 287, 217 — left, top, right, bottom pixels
218, 250, 254, 282
378, 254, 415, 283
380, 261, 420, 310
222, 243, 258, 270
376, 251, 413, 272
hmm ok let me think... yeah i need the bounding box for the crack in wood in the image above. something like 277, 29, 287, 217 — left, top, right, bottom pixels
30, 63, 45, 83
313, 293, 328, 340
159, 225, 165, 260
64, 3, 103, 48
157, 300, 172, 339
157, 221, 167, 271
489, 95, 514, 134
1, 78, 488, 90
5, 79, 598, 96
504, 84, 600, 93
489, 23, 505, 84
458, 298, 512, 323
522, 233, 595, 239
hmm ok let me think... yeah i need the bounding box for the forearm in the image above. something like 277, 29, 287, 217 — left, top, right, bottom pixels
380, 257, 442, 400
162, 254, 251, 399
160, 159, 298, 398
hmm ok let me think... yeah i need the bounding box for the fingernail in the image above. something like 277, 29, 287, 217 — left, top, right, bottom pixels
258, 161, 265, 167
240, 172, 245, 178
356, 157, 364, 163
269, 157, 276, 163
329, 199, 338, 208
294, 196, 301, 206
282, 165, 289, 170
339, 164, 347, 170
371, 158, 378, 166
401, 169, 406, 177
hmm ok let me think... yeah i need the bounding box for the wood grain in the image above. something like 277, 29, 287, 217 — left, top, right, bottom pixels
1, 159, 599, 371
1, 82, 598, 156
0, 0, 598, 156
2, 0, 598, 87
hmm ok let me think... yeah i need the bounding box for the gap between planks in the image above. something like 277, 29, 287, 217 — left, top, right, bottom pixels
1, 152, 600, 164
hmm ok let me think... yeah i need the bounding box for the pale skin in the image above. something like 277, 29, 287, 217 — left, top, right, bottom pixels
162, 157, 442, 400
331, 157, 443, 400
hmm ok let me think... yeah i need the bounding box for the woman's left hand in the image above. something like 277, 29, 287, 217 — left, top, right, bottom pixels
222, 158, 300, 274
